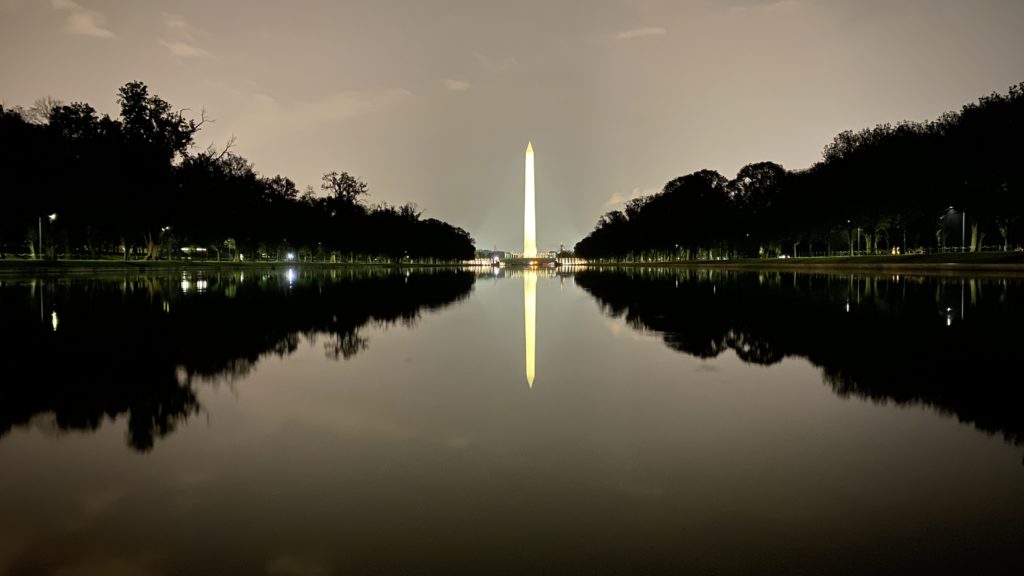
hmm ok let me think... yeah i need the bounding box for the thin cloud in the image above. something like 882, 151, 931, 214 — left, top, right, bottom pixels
201, 86, 413, 174
472, 52, 519, 73
301, 89, 413, 124
51, 0, 114, 38
161, 13, 197, 36
163, 15, 188, 29
604, 186, 659, 208
615, 27, 666, 40
160, 14, 213, 59
728, 0, 802, 14
160, 40, 213, 59
243, 88, 414, 133
443, 79, 471, 92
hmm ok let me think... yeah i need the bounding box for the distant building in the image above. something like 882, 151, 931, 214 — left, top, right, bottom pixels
475, 249, 511, 260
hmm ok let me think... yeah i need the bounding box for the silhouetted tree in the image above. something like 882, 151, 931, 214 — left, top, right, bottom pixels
576, 81, 1024, 260
0, 82, 476, 261
729, 161, 785, 256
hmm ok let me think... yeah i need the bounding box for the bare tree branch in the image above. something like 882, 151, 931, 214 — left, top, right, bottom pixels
215, 135, 237, 160
25, 96, 63, 124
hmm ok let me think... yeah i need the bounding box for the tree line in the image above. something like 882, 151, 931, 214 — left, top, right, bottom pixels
576, 82, 1024, 260
0, 81, 475, 262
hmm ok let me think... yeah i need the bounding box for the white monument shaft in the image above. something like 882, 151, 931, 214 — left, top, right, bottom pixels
524, 142, 537, 257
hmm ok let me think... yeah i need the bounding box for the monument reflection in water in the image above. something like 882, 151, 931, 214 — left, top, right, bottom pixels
1, 267, 1022, 575
524, 270, 536, 388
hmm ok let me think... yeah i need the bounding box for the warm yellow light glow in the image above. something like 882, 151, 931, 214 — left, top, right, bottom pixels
524, 271, 536, 388
51, 311, 58, 332
524, 141, 537, 257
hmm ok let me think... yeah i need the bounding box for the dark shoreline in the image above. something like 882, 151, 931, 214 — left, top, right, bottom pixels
574, 252, 1024, 279
0, 259, 463, 277
5, 253, 1024, 277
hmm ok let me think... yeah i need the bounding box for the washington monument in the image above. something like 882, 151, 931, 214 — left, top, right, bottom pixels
524, 141, 537, 388
524, 141, 537, 257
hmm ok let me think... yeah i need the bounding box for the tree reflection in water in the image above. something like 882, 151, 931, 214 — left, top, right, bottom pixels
0, 268, 474, 451
576, 269, 1024, 446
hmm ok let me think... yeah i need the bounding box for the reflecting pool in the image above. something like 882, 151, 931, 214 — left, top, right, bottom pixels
1, 267, 1021, 575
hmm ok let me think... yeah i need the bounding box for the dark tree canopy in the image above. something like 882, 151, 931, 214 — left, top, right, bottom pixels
322, 170, 369, 204
116, 80, 198, 163
0, 82, 475, 262
576, 81, 1024, 260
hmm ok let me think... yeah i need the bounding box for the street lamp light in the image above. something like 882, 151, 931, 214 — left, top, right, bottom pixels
847, 220, 862, 256
38, 213, 56, 260
961, 210, 966, 253
949, 206, 966, 252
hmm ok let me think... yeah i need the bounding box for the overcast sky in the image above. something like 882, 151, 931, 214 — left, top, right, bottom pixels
2, 0, 1023, 250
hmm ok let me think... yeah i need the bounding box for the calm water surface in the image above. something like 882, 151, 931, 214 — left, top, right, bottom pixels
1, 267, 1022, 575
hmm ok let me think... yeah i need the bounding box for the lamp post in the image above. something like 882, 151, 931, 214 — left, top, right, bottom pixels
961, 210, 966, 253
38, 213, 56, 260
948, 206, 966, 253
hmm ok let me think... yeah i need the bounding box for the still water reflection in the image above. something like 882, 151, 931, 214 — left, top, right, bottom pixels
575, 269, 1024, 447
0, 267, 1021, 575
0, 268, 473, 451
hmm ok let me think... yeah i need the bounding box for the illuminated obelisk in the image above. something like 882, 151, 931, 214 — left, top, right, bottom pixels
524, 142, 537, 258
525, 271, 536, 388
523, 142, 538, 388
